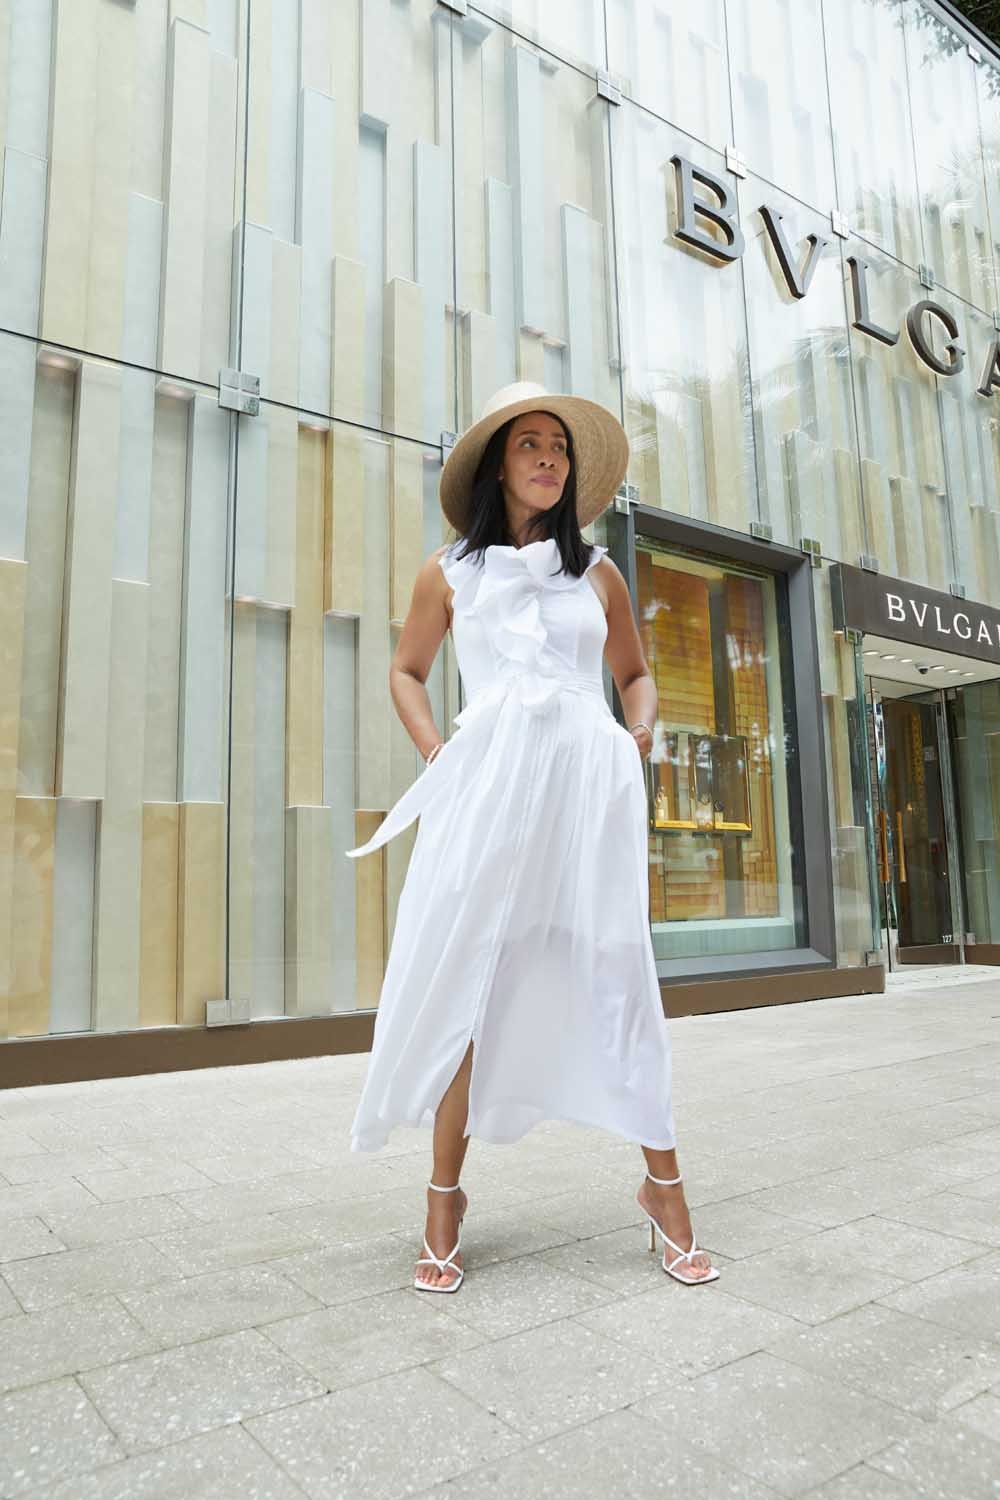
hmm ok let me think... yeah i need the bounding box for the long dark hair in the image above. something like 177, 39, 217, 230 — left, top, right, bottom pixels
449, 412, 596, 578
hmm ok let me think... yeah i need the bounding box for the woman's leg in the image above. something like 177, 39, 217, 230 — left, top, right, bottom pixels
637, 1145, 715, 1278
415, 1040, 473, 1288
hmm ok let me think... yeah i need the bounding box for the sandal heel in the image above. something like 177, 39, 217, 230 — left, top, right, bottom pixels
414, 1180, 466, 1294
641, 1171, 720, 1286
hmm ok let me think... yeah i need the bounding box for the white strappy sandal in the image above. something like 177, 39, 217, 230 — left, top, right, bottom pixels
639, 1171, 720, 1285
413, 1180, 466, 1293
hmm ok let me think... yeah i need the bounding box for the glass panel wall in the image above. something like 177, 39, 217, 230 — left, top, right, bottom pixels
847, 243, 953, 588
3, 327, 234, 1039
612, 108, 758, 529
470, 0, 606, 74
905, 3, 992, 307
739, 177, 861, 552
607, 0, 731, 148
12, 0, 1000, 1049
726, 0, 836, 211
823, 0, 922, 268
454, 22, 621, 432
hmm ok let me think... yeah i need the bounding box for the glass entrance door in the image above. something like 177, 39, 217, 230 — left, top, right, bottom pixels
869, 685, 967, 967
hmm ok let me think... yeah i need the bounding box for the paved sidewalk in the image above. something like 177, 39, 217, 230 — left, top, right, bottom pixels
1, 975, 999, 1498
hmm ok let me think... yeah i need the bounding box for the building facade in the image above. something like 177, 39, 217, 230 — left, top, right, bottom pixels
3, 0, 1000, 1085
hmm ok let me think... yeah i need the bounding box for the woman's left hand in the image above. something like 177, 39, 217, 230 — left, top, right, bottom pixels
630, 726, 653, 762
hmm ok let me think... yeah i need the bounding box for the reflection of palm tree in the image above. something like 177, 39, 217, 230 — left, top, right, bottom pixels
872, 0, 1000, 95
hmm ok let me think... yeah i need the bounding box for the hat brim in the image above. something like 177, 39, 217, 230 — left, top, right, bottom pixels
439, 393, 629, 535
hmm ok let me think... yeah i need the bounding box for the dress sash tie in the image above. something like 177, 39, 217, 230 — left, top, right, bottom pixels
344, 670, 608, 860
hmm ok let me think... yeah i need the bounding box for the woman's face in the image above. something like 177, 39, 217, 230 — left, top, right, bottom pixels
498, 411, 571, 515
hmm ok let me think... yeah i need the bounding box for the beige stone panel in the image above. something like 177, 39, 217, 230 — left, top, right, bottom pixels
93, 580, 150, 1033
0, 7, 10, 167
131, 0, 171, 202
271, 237, 302, 403
383, 277, 423, 442
0, 559, 27, 1030
782, 429, 823, 544
389, 444, 424, 627
332, 256, 366, 425
177, 800, 225, 1025
325, 258, 367, 617
86, 0, 137, 355
462, 309, 498, 428
200, 50, 238, 384
922, 487, 950, 588
8, 796, 56, 1038
890, 475, 925, 583
353, 811, 386, 1009
326, 425, 365, 616
169, 1, 208, 30
57, 361, 121, 800
200, 48, 238, 385
139, 802, 180, 1029
301, 0, 334, 95
285, 805, 333, 1016
39, 0, 98, 348
654, 400, 691, 516
244, 0, 271, 226
227, 603, 256, 1005
835, 823, 869, 965
159, 18, 212, 380
331, 4, 359, 261
968, 506, 995, 603
144, 396, 188, 802
518, 330, 546, 384
833, 448, 863, 567
265, 403, 297, 610
703, 385, 746, 532
813, 565, 839, 696
860, 458, 892, 572
825, 688, 853, 832
19, 365, 74, 797
288, 426, 325, 808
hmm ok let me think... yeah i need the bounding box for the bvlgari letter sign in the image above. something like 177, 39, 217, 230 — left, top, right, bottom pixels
831, 563, 1000, 668
670, 156, 1000, 400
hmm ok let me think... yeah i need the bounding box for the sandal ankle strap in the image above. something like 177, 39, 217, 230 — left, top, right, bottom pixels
646, 1171, 683, 1186
427, 1181, 461, 1192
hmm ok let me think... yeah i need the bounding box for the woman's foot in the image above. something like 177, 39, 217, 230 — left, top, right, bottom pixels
636, 1174, 715, 1279
414, 1184, 468, 1289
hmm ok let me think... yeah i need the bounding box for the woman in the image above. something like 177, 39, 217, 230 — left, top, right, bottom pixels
345, 382, 718, 1292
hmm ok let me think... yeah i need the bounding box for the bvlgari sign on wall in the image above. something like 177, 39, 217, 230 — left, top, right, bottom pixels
831, 564, 1000, 668
671, 156, 1000, 400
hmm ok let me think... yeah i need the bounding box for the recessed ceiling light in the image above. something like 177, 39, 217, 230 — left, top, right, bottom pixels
863, 649, 878, 656
962, 671, 974, 677
881, 654, 897, 661
930, 664, 945, 670
947, 668, 961, 675
899, 658, 913, 664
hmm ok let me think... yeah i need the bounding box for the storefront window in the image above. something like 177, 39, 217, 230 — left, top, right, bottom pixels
636, 537, 803, 960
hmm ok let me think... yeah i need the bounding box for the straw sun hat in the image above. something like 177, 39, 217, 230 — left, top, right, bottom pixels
439, 381, 630, 535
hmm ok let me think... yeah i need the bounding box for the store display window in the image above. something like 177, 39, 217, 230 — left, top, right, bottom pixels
636, 541, 804, 961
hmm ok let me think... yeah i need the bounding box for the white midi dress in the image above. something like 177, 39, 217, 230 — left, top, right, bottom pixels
344, 536, 677, 1154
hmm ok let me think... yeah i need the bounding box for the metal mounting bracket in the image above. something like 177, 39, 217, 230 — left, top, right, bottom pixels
219, 369, 260, 415
596, 68, 621, 106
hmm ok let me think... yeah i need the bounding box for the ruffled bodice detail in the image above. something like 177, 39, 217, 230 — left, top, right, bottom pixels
442, 537, 608, 707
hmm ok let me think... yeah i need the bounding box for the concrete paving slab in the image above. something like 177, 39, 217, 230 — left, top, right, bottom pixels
0, 973, 999, 1497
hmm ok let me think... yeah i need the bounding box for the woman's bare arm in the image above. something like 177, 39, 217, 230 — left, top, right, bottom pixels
595, 557, 658, 757
387, 547, 452, 760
